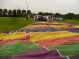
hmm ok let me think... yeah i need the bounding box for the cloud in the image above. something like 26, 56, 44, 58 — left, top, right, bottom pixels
0, 0, 79, 14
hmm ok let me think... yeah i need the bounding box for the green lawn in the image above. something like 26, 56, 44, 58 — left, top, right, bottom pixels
49, 42, 79, 57
0, 18, 79, 57
0, 17, 34, 32
0, 41, 43, 56
0, 18, 79, 33
60, 19, 79, 25
54, 19, 79, 56
0, 41, 79, 57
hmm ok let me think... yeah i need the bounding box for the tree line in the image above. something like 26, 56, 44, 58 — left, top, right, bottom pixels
0, 9, 79, 20
38, 12, 79, 20
0, 9, 32, 17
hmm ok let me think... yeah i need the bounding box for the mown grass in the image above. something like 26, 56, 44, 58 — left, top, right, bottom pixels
0, 41, 43, 56
49, 42, 79, 57
60, 19, 79, 25
56, 19, 79, 56
0, 17, 34, 32
0, 18, 79, 57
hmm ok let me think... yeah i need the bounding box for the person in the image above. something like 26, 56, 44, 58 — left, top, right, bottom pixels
51, 16, 54, 22
34, 15, 38, 22
45, 16, 49, 21
25, 15, 30, 20
47, 16, 52, 24
34, 15, 36, 21
27, 15, 30, 20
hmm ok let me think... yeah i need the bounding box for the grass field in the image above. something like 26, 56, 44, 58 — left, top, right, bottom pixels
49, 42, 79, 56
0, 18, 79, 57
0, 18, 79, 33
0, 17, 34, 32
49, 20, 79, 56
60, 19, 79, 25
0, 41, 43, 56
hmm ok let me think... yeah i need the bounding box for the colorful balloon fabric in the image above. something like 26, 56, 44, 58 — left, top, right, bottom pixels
9, 49, 64, 59
0, 22, 79, 58
36, 35, 79, 47
0, 22, 79, 47
67, 28, 79, 33
30, 31, 79, 42
70, 55, 79, 59
0, 48, 65, 59
0, 32, 30, 45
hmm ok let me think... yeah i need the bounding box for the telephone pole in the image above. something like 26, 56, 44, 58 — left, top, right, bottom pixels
25, 0, 29, 19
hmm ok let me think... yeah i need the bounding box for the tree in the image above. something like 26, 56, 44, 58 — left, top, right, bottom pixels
8, 10, 12, 17
38, 12, 43, 15
0, 9, 3, 16
22, 10, 26, 17
75, 14, 79, 19
54, 13, 62, 17
27, 10, 32, 15
65, 13, 75, 19
12, 9, 17, 17
17, 9, 22, 17
3, 9, 8, 16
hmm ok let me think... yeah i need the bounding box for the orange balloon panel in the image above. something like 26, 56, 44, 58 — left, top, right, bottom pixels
36, 35, 79, 47
0, 32, 30, 45
30, 31, 79, 42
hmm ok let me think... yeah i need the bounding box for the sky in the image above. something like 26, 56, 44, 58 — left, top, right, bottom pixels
0, 0, 79, 14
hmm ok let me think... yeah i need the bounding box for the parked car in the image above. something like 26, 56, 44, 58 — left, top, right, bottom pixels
53, 17, 63, 20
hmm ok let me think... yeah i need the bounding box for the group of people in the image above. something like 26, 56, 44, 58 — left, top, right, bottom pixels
25, 15, 54, 23
34, 15, 53, 23
45, 16, 53, 23
34, 15, 39, 22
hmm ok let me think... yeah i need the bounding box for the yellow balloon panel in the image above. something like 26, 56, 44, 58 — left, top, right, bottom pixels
30, 31, 79, 42
74, 25, 79, 28
0, 32, 26, 40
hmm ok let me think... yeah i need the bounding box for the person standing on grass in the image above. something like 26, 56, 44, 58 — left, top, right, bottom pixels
25, 15, 28, 20
47, 16, 52, 24
27, 15, 30, 20
51, 16, 54, 22
45, 16, 49, 21
34, 15, 38, 22
25, 15, 30, 20
34, 15, 36, 22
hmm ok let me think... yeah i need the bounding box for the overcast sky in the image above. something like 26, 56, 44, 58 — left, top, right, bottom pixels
0, 0, 79, 14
